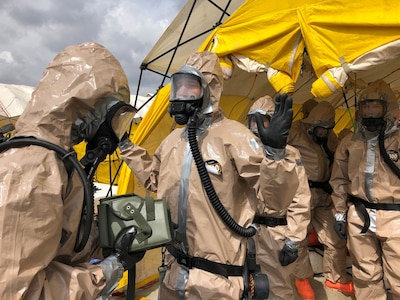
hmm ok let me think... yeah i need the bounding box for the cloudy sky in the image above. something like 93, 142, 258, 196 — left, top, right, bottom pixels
0, 0, 185, 96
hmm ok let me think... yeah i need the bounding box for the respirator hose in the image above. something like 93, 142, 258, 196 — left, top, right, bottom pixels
379, 122, 400, 179
0, 137, 93, 252
187, 114, 256, 237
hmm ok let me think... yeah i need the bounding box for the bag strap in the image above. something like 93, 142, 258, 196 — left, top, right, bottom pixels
145, 196, 155, 221
123, 200, 152, 243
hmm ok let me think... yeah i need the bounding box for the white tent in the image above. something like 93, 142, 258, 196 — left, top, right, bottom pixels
131, 93, 153, 119
0, 83, 33, 126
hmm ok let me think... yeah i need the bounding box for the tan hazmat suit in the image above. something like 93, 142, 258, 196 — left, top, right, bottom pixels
288, 101, 351, 283
0, 42, 130, 299
248, 96, 311, 300
330, 80, 400, 299
120, 51, 300, 300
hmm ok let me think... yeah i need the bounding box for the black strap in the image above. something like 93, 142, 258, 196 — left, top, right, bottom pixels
126, 266, 136, 300
253, 215, 287, 227
308, 180, 333, 195
378, 128, 400, 180
322, 141, 334, 167
166, 245, 243, 278
0, 136, 93, 252
348, 195, 400, 233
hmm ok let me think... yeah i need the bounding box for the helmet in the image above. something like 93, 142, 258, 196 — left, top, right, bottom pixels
168, 65, 211, 125
247, 95, 274, 136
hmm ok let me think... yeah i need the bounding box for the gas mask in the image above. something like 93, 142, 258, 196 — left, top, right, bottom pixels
361, 117, 385, 132
168, 72, 204, 125
309, 126, 331, 145
73, 95, 136, 177
359, 99, 386, 132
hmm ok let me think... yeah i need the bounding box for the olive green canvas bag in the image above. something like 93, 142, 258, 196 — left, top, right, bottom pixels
98, 193, 174, 253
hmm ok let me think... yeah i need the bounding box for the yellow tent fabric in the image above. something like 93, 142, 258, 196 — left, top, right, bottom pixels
117, 84, 171, 194
118, 0, 400, 194
203, 0, 400, 97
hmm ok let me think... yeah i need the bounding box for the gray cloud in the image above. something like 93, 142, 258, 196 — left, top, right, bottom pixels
0, 0, 184, 96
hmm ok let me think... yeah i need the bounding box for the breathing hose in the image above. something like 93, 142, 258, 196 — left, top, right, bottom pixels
187, 114, 256, 237
378, 122, 400, 180
0, 137, 93, 252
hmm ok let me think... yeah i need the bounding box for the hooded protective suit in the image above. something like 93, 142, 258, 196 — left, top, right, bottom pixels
248, 96, 311, 299
288, 101, 351, 284
120, 51, 301, 299
330, 79, 400, 299
0, 42, 131, 299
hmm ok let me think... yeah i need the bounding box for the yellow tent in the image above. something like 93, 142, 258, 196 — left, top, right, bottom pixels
118, 0, 400, 194
116, 0, 400, 289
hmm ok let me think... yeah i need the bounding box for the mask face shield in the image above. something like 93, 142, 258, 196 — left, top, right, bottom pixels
359, 99, 386, 132
170, 73, 203, 102
360, 100, 385, 119
309, 124, 333, 144
313, 126, 329, 139
107, 102, 136, 140
78, 97, 135, 179
169, 72, 204, 125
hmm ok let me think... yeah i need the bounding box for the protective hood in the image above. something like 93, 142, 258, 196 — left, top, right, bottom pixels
302, 98, 318, 119
184, 51, 224, 115
356, 79, 398, 133
14, 42, 130, 150
301, 101, 335, 129
248, 95, 275, 118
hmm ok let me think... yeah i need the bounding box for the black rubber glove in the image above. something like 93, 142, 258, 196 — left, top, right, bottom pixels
279, 239, 298, 266
115, 227, 146, 270
334, 220, 347, 240
99, 227, 139, 298
255, 93, 293, 149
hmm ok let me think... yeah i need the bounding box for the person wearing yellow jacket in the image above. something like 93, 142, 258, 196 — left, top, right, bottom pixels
330, 79, 400, 299
0, 42, 139, 299
119, 51, 301, 300
247, 95, 311, 299
288, 101, 354, 299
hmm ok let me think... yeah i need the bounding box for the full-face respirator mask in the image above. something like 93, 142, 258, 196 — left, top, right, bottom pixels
308, 125, 332, 145
168, 72, 204, 125
359, 99, 386, 132
73, 95, 136, 178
